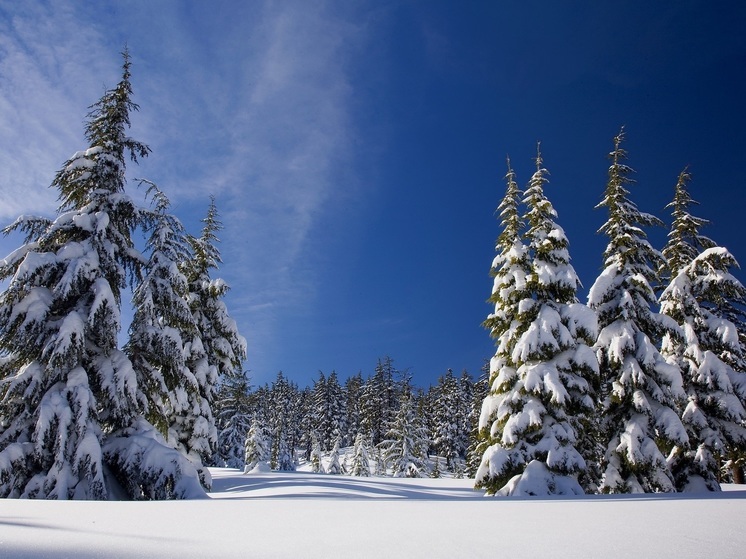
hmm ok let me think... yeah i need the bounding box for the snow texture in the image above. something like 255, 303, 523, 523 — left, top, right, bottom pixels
1, 468, 745, 559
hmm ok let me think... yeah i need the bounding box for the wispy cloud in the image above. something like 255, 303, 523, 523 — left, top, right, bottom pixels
0, 3, 120, 219
0, 1, 370, 379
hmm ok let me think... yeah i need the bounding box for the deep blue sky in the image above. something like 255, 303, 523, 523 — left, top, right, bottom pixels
1, 1, 745, 388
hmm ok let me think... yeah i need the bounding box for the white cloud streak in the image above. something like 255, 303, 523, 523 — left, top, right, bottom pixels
0, 3, 119, 219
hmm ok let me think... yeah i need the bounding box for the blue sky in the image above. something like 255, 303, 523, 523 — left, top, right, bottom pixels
1, 1, 745, 389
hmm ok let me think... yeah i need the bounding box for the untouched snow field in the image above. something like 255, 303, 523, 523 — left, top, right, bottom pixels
2, 468, 745, 558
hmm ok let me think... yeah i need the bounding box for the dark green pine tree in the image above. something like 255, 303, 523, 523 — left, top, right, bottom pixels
0, 52, 204, 499
588, 128, 687, 493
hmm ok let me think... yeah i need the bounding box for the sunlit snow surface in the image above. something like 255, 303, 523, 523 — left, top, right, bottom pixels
1, 468, 745, 558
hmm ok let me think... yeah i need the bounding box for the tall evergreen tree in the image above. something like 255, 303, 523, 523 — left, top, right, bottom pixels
474, 159, 530, 492
662, 248, 746, 490
126, 183, 194, 437
659, 175, 746, 489
214, 372, 253, 468
325, 437, 344, 475
171, 198, 247, 487
380, 389, 430, 478
243, 415, 270, 472
0, 52, 203, 499
360, 357, 400, 446
349, 432, 372, 476
311, 371, 345, 451
588, 129, 687, 493
266, 372, 298, 471
476, 147, 597, 496
431, 369, 472, 470
343, 372, 364, 446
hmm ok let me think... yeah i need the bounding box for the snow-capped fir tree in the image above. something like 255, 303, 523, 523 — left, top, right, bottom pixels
126, 184, 195, 437
214, 372, 253, 468
296, 387, 314, 460
244, 416, 270, 473
266, 372, 299, 471
430, 369, 472, 471
343, 373, 364, 446
0, 52, 203, 499
171, 197, 247, 488
274, 432, 295, 471
349, 432, 372, 476
380, 389, 430, 478
476, 146, 598, 496
662, 250, 746, 490
659, 175, 746, 490
311, 371, 345, 451
310, 432, 323, 473
360, 357, 400, 446
473, 160, 530, 483
430, 370, 459, 468
326, 437, 344, 475
588, 129, 687, 493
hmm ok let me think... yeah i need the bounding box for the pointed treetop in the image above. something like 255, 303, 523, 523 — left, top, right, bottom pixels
496, 156, 523, 249
84, 48, 150, 164
661, 167, 715, 277
595, 127, 664, 270
187, 195, 224, 278
55, 48, 150, 212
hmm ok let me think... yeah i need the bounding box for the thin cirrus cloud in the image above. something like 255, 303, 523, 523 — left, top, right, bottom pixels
0, 1, 369, 380
0, 3, 119, 221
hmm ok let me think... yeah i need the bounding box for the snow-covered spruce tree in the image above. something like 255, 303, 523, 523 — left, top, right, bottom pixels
265, 372, 300, 471
244, 415, 270, 473
662, 251, 746, 491
474, 159, 530, 490
311, 370, 345, 451
659, 175, 746, 490
273, 430, 296, 471
214, 372, 253, 469
380, 391, 430, 478
171, 197, 247, 487
430, 369, 462, 470
0, 52, 203, 499
349, 432, 372, 477
476, 147, 598, 496
343, 373, 364, 446
360, 357, 400, 446
126, 184, 195, 436
588, 129, 687, 493
326, 437, 343, 475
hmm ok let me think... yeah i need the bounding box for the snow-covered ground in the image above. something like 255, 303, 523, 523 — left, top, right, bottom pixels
1, 468, 745, 558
